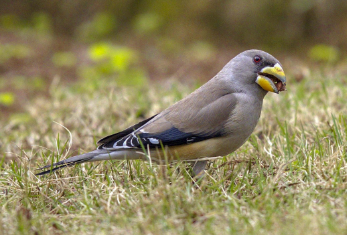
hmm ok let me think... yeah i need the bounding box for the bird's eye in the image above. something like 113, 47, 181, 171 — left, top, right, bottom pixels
253, 55, 262, 64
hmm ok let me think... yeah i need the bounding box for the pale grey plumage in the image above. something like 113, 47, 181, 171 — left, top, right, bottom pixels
37, 49, 286, 176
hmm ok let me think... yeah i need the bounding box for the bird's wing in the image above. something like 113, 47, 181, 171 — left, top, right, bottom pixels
97, 114, 158, 145
99, 91, 238, 150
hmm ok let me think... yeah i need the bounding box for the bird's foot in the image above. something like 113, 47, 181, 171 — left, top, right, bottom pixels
191, 160, 208, 179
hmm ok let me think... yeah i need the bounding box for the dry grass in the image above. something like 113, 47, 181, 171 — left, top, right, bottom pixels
1, 64, 347, 234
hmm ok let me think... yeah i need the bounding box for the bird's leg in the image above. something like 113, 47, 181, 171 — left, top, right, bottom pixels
191, 160, 208, 178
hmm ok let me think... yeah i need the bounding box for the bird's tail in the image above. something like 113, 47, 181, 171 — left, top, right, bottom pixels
36, 149, 108, 176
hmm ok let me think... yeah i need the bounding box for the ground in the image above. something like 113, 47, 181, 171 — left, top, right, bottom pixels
1, 29, 347, 234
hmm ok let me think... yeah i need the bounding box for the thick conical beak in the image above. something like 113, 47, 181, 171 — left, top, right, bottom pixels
256, 63, 286, 94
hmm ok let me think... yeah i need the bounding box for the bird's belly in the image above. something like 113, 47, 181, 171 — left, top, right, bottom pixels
149, 135, 247, 161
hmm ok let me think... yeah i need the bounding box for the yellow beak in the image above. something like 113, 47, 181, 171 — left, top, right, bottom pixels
256, 63, 286, 94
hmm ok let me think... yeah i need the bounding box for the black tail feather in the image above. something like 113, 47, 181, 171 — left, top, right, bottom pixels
36, 155, 95, 176
36, 164, 71, 176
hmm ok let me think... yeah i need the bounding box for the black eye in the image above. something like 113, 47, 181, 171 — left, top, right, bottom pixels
253, 55, 262, 64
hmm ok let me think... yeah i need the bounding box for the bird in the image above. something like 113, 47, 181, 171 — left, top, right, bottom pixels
36, 49, 286, 176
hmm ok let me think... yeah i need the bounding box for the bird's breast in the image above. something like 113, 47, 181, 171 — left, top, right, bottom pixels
148, 134, 249, 161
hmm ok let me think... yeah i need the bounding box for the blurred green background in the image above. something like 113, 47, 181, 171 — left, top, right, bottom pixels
0, 0, 346, 120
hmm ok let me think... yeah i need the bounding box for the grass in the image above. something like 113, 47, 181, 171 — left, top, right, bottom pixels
1, 63, 347, 235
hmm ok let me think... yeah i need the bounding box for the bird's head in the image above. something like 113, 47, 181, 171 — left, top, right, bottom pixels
231, 50, 286, 94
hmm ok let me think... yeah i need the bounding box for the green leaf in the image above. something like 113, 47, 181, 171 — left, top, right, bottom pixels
89, 43, 111, 61
0, 92, 15, 106
308, 44, 340, 63
110, 48, 136, 72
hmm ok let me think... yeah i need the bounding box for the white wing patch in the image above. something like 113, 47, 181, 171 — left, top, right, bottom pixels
123, 136, 131, 147
148, 138, 159, 144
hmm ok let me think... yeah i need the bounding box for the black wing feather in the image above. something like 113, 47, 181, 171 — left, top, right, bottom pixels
97, 114, 158, 145
101, 126, 223, 149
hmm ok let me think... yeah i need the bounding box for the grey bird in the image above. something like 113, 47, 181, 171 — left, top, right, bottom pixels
36, 49, 286, 176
